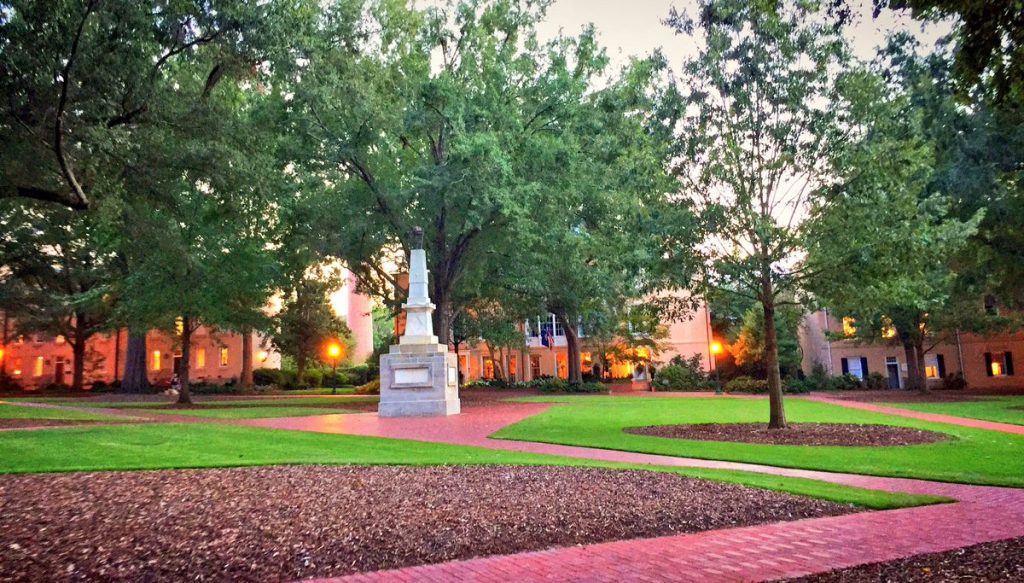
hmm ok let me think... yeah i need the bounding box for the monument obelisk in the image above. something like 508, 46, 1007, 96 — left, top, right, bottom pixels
378, 227, 461, 417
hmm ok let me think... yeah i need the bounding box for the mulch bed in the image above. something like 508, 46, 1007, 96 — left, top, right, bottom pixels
0, 465, 858, 582
787, 536, 1024, 582
625, 423, 949, 446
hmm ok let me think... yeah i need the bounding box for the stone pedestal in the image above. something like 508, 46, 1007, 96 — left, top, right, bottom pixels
379, 343, 460, 417
378, 240, 461, 416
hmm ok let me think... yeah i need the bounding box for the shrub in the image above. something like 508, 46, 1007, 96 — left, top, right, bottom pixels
534, 378, 606, 393
304, 369, 324, 388
41, 382, 72, 392
942, 372, 967, 390
724, 376, 768, 393
783, 377, 814, 393
830, 373, 863, 391
189, 382, 241, 395
89, 380, 115, 393
355, 379, 380, 394
865, 372, 887, 390
344, 363, 378, 385
320, 369, 355, 388
253, 368, 281, 386
653, 364, 711, 392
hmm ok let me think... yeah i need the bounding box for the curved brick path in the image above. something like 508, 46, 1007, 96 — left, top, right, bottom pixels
233, 403, 1024, 583
803, 394, 1024, 435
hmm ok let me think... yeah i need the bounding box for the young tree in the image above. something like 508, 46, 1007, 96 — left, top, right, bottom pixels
731, 304, 804, 380
274, 276, 352, 384
664, 0, 848, 428
0, 203, 114, 390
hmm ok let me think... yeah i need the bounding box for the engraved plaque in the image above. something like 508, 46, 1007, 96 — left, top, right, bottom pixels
394, 367, 430, 385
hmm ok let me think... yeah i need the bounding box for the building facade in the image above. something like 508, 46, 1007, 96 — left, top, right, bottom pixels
0, 273, 378, 391
800, 310, 1024, 391
452, 303, 717, 383
0, 327, 281, 390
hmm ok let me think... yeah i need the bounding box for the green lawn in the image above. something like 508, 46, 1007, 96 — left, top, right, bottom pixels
141, 406, 359, 419
880, 396, 1024, 426
495, 396, 1024, 487
0, 422, 944, 510
0, 403, 127, 421
9, 396, 376, 408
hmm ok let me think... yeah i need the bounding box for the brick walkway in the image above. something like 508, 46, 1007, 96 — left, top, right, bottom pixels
803, 394, 1024, 435
234, 403, 1024, 583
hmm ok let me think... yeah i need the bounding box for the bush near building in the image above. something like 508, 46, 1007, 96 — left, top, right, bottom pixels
252, 366, 378, 391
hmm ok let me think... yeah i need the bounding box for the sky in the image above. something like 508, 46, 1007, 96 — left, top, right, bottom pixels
534, 0, 951, 71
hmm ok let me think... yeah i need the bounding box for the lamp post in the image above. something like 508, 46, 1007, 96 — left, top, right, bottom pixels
710, 341, 723, 395
327, 342, 342, 395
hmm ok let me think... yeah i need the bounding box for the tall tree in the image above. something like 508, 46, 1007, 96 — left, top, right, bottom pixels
0, 203, 114, 390
292, 0, 618, 345
663, 0, 848, 428
0, 0, 316, 210
805, 50, 988, 392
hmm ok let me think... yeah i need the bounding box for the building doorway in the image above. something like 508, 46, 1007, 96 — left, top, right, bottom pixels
886, 357, 901, 390
173, 354, 184, 376
530, 355, 541, 379
54, 357, 66, 384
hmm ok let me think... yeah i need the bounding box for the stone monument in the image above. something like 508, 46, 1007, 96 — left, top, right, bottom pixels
378, 227, 461, 417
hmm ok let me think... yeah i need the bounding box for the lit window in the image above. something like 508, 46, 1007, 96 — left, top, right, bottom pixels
881, 316, 896, 339
219, 348, 229, 367
483, 357, 495, 379
196, 348, 206, 369
34, 356, 44, 377
842, 317, 857, 337
55, 335, 66, 344
924, 355, 939, 379
987, 352, 1013, 377
13, 358, 22, 376
175, 317, 184, 336
152, 350, 161, 371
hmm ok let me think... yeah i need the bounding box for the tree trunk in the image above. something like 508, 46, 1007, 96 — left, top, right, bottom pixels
914, 338, 928, 393
761, 288, 787, 429
902, 341, 921, 391
71, 320, 87, 391
555, 311, 582, 384
240, 330, 254, 388
113, 328, 121, 383
296, 352, 307, 385
431, 276, 453, 346
121, 331, 150, 393
177, 316, 193, 405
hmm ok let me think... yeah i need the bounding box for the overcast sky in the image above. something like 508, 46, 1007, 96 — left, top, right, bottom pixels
534, 0, 951, 71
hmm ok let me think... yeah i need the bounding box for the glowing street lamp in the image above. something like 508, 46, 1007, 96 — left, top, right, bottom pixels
710, 341, 723, 395
326, 341, 344, 395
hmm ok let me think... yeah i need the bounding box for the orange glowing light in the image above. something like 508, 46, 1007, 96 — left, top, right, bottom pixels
327, 343, 342, 359
0, 347, 5, 361
710, 341, 723, 355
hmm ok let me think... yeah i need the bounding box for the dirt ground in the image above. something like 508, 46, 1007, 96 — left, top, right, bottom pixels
0, 464, 859, 582
626, 422, 949, 446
